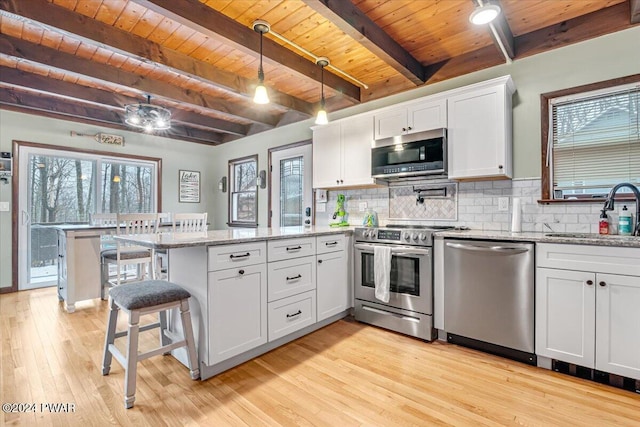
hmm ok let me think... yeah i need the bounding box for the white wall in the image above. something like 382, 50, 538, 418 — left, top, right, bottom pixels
0, 110, 214, 289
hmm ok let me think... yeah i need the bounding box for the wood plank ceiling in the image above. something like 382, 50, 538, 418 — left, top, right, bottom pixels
0, 0, 638, 145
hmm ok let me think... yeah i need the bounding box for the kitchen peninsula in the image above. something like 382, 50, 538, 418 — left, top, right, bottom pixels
114, 226, 353, 380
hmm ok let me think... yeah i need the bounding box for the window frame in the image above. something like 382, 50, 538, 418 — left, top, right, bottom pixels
540, 74, 640, 203
227, 154, 258, 228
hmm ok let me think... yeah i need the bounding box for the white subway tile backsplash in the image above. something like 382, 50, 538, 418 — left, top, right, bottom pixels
319, 178, 627, 232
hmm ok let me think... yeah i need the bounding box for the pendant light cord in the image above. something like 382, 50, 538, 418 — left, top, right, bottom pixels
258, 32, 265, 82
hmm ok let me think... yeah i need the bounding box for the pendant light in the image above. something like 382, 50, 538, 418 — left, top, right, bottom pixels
252, 20, 270, 104
469, 0, 501, 25
315, 57, 329, 125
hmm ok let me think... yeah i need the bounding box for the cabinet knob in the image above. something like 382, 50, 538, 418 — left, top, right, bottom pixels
586, 280, 593, 286
238, 269, 245, 275
407, 126, 412, 130
336, 180, 340, 184
318, 259, 323, 264
340, 179, 343, 184
599, 281, 606, 287
498, 165, 504, 169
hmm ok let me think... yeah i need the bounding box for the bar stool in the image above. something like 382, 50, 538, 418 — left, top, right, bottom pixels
102, 280, 200, 409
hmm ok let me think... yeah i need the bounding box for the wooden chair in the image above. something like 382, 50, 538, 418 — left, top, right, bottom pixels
172, 212, 208, 232
90, 213, 118, 226
102, 280, 199, 408
101, 213, 160, 299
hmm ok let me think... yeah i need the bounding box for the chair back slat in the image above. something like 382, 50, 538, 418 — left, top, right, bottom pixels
172, 213, 207, 232
91, 213, 118, 226
117, 213, 160, 235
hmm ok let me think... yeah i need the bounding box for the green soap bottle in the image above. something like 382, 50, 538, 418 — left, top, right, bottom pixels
618, 205, 632, 236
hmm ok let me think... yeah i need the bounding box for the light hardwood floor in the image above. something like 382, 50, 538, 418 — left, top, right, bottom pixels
1, 287, 639, 426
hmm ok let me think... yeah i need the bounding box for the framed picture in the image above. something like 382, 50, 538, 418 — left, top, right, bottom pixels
179, 170, 200, 203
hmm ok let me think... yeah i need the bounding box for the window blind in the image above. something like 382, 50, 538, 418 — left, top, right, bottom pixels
551, 84, 639, 197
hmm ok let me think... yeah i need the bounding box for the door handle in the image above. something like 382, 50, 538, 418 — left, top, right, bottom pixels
446, 242, 530, 254
286, 274, 302, 281
286, 246, 302, 251
229, 252, 250, 259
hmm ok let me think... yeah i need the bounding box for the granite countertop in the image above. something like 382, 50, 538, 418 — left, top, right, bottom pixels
114, 226, 354, 249
435, 230, 640, 248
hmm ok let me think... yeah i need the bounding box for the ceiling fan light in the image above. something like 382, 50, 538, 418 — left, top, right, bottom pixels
315, 108, 328, 125
254, 84, 269, 104
124, 96, 171, 131
469, 4, 501, 25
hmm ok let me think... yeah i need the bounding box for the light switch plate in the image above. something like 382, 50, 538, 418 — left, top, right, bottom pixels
498, 197, 509, 211
315, 189, 327, 202
0, 202, 9, 212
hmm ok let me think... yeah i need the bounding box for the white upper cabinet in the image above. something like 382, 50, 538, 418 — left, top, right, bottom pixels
312, 114, 376, 188
374, 97, 447, 140
447, 76, 515, 180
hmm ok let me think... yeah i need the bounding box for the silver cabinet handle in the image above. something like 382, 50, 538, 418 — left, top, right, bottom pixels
446, 242, 530, 254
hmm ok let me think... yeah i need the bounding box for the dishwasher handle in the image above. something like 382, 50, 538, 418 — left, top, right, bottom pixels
445, 241, 530, 254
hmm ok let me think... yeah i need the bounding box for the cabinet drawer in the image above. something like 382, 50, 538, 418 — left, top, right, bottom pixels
268, 255, 316, 302
268, 237, 315, 262
536, 244, 640, 276
208, 241, 267, 271
268, 290, 316, 341
316, 234, 345, 254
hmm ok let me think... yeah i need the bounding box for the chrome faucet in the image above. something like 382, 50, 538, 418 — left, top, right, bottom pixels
603, 182, 640, 236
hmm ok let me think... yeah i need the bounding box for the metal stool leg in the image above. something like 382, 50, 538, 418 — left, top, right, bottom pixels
179, 299, 200, 380
123, 310, 140, 409
102, 298, 119, 375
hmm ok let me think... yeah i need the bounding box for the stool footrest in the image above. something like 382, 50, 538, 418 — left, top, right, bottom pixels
138, 340, 187, 361
114, 322, 161, 339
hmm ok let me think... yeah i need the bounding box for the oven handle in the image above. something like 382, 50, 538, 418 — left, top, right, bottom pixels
354, 243, 430, 256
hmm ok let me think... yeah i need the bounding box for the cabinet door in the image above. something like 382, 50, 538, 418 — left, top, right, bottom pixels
316, 250, 349, 321
407, 98, 447, 133
208, 263, 267, 365
341, 115, 375, 186
312, 122, 342, 188
70, 236, 102, 302
595, 273, 640, 379
535, 268, 596, 367
374, 108, 407, 140
447, 84, 511, 179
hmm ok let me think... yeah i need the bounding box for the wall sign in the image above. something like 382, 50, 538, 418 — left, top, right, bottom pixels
179, 170, 200, 203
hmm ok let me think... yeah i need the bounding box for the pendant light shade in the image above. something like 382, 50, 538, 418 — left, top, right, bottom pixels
469, 1, 501, 25
124, 95, 171, 132
252, 20, 270, 104
315, 57, 329, 125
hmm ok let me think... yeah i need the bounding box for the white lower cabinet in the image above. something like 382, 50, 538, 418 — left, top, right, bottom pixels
208, 243, 267, 366
536, 244, 640, 380
317, 235, 349, 322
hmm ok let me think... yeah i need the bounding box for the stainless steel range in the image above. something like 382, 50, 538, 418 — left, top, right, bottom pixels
353, 225, 454, 341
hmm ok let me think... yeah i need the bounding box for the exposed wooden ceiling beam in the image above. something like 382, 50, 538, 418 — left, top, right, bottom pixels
0, 86, 224, 145
0, 34, 278, 128
129, 0, 361, 102
630, 0, 640, 23
0, 0, 314, 117
515, 2, 635, 59
0, 66, 246, 137
301, 0, 425, 85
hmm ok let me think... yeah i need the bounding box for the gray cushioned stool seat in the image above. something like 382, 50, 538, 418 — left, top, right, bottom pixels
108, 280, 191, 310
101, 248, 151, 261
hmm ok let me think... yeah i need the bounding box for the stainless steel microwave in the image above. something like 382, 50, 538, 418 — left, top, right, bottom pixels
371, 129, 447, 180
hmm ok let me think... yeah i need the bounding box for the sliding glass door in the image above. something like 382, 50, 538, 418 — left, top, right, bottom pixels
17, 144, 158, 290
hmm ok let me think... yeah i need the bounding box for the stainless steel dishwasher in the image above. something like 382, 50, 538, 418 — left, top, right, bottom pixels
443, 239, 536, 365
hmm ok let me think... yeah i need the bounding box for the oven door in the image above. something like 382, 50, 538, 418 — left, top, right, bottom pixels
354, 242, 432, 315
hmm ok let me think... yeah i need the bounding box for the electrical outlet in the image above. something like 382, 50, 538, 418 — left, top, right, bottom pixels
316, 203, 326, 213
358, 202, 368, 212
0, 202, 9, 212
498, 197, 509, 211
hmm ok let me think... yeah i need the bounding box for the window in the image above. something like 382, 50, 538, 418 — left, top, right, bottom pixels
541, 76, 639, 201
228, 155, 258, 227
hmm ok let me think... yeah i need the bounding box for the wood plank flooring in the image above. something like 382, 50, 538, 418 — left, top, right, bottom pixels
1, 287, 639, 426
